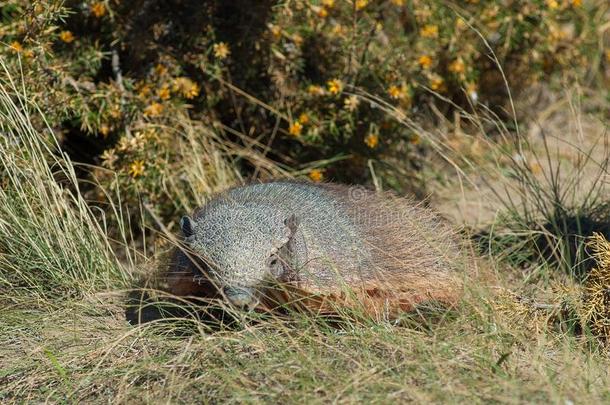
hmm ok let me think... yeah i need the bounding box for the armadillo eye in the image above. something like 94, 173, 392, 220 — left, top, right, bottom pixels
267, 255, 282, 275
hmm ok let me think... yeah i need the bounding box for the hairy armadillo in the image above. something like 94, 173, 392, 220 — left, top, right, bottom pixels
163, 181, 464, 318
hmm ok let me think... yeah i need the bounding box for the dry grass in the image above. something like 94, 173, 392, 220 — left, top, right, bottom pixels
1, 267, 609, 403
0, 62, 129, 301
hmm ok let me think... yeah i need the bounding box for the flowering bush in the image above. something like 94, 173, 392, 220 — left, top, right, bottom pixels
264, 0, 603, 167
0, 0, 607, 221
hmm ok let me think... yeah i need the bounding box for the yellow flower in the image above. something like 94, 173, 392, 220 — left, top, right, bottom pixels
269, 24, 282, 40
546, 0, 559, 9
355, 0, 368, 10
292, 34, 303, 45
331, 24, 347, 37
387, 85, 408, 100
420, 24, 439, 38
172, 77, 184, 92
344, 95, 360, 111
429, 75, 444, 91
100, 124, 110, 137
364, 133, 379, 149
307, 85, 325, 96
59, 31, 75, 43
327, 78, 343, 95
129, 160, 145, 178
418, 55, 433, 69
157, 85, 171, 100
91, 2, 106, 18
184, 83, 199, 99
289, 121, 303, 137
213, 42, 230, 59
110, 106, 122, 119
548, 25, 566, 42
144, 102, 164, 117
138, 84, 151, 99
387, 85, 400, 99
317, 7, 328, 18
10, 41, 22, 53
391, 0, 405, 5
298, 113, 309, 125
154, 64, 168, 76
172, 77, 200, 99
448, 58, 465, 74
322, 0, 335, 7
455, 18, 467, 30
309, 169, 324, 182
571, 0, 582, 6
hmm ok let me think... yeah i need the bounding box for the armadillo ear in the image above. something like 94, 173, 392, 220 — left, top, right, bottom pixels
274, 214, 304, 279
284, 214, 299, 237
180, 215, 195, 237
273, 214, 299, 250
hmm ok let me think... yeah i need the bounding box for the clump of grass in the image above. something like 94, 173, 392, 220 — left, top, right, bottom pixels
479, 128, 610, 278
0, 62, 129, 302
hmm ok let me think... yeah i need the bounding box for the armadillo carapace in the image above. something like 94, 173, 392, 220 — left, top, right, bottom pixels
165, 181, 465, 319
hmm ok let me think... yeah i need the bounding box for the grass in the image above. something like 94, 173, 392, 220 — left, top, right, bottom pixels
2, 277, 609, 403
0, 63, 130, 303
1, 65, 609, 403
477, 124, 610, 279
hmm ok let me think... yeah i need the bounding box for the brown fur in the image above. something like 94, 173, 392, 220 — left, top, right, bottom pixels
258, 272, 462, 320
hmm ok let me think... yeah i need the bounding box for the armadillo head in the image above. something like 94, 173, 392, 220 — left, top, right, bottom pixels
180, 204, 302, 309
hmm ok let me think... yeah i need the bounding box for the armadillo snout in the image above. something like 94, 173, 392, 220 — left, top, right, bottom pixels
223, 286, 257, 309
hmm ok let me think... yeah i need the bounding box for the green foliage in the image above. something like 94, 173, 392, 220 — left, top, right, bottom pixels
0, 0, 606, 221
